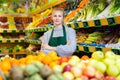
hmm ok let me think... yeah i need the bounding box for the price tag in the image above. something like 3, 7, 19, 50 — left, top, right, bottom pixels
95, 47, 102, 51
12, 30, 16, 33
83, 46, 90, 53
7, 40, 10, 43
107, 17, 116, 26
0, 40, 2, 43
3, 30, 7, 33
74, 22, 80, 29
94, 20, 101, 27
83, 21, 89, 28
15, 40, 18, 43
111, 49, 120, 55
67, 24, 71, 28
19, 30, 23, 33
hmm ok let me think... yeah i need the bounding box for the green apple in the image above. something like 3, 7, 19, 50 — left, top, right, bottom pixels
88, 59, 98, 67
63, 71, 74, 80
71, 55, 81, 62
106, 65, 119, 77
75, 77, 82, 80
117, 74, 120, 80
91, 51, 104, 61
94, 61, 107, 73
103, 58, 115, 66
53, 65, 63, 73
105, 51, 116, 59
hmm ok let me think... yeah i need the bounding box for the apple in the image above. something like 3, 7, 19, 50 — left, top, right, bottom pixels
61, 62, 68, 68
68, 59, 80, 66
104, 76, 116, 80
94, 61, 107, 73
0, 17, 7, 22
53, 65, 63, 73
105, 51, 116, 59
71, 66, 82, 77
76, 62, 86, 70
103, 58, 115, 66
80, 75, 89, 80
116, 63, 120, 71
90, 78, 98, 80
1, 24, 8, 29
95, 71, 104, 80
117, 75, 120, 80
91, 51, 104, 61
62, 71, 74, 80
74, 77, 82, 80
63, 64, 72, 72
88, 59, 98, 67
71, 55, 80, 61
106, 65, 119, 77
83, 65, 96, 78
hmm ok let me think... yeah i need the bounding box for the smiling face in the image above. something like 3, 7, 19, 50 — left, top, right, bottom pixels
52, 9, 64, 27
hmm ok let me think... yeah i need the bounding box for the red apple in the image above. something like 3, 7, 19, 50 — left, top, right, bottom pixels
104, 76, 116, 80
1, 24, 8, 29
71, 66, 83, 77
83, 66, 96, 78
95, 71, 104, 80
90, 78, 98, 80
0, 17, 7, 22
63, 64, 72, 72
80, 75, 89, 80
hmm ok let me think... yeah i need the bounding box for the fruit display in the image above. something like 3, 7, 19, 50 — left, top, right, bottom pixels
76, 27, 120, 48
0, 51, 120, 80
0, 16, 32, 30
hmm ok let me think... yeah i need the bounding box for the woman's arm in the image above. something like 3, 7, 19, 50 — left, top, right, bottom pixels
56, 28, 76, 56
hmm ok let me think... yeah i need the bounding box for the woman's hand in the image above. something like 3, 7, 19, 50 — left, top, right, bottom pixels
42, 43, 56, 51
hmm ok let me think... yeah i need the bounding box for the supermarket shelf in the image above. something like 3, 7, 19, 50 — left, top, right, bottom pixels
0, 14, 32, 17
77, 45, 120, 54
0, 29, 25, 33
0, 49, 26, 58
67, 15, 120, 29
25, 26, 53, 32
31, 0, 66, 14
0, 39, 24, 43
25, 39, 41, 45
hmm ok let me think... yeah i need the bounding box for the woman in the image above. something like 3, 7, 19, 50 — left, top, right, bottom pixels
40, 8, 76, 56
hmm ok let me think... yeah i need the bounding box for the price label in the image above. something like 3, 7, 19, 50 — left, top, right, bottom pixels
74, 22, 80, 29
107, 17, 116, 26
94, 20, 101, 27
111, 49, 120, 55
12, 30, 16, 33
3, 30, 7, 33
83, 21, 89, 28
95, 47, 102, 51
7, 40, 10, 43
83, 46, 90, 53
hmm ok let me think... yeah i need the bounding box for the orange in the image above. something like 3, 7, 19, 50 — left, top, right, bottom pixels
48, 51, 57, 57
0, 76, 3, 80
0, 61, 11, 71
49, 62, 57, 69
59, 56, 69, 64
81, 55, 89, 60
42, 56, 52, 65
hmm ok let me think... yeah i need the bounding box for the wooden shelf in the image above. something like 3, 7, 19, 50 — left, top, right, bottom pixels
77, 45, 120, 54
0, 39, 24, 43
0, 29, 25, 33
67, 15, 120, 29
25, 39, 41, 45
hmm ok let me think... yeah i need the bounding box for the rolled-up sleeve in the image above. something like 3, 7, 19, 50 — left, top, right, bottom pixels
56, 28, 76, 56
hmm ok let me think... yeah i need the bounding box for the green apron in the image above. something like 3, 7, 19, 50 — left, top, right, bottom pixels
48, 26, 67, 47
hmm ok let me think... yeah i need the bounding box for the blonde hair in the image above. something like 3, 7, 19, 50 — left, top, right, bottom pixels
52, 8, 65, 18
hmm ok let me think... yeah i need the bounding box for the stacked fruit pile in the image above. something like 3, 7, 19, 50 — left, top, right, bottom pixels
0, 17, 31, 30
0, 51, 120, 80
